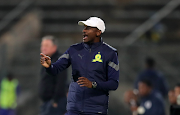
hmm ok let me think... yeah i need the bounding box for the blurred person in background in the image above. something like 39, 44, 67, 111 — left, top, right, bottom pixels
168, 90, 176, 105
168, 83, 180, 115
124, 90, 139, 115
39, 36, 67, 115
125, 79, 165, 115
0, 73, 20, 115
134, 57, 168, 98
40, 17, 119, 115
174, 83, 180, 102
142, 23, 166, 43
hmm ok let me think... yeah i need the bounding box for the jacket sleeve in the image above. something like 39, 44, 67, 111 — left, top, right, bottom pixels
96, 51, 119, 92
46, 48, 71, 76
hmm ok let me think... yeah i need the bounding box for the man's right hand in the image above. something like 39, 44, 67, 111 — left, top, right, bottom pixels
40, 53, 51, 68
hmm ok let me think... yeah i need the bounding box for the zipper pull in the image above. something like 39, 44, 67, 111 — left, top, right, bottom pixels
90, 49, 91, 53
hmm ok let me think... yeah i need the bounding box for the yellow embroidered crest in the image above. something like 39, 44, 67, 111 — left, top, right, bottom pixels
92, 52, 103, 63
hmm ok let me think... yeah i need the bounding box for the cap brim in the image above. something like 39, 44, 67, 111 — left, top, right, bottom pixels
78, 21, 86, 26
78, 20, 104, 33
78, 21, 96, 27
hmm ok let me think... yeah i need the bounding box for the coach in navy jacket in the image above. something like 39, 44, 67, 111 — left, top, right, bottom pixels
40, 17, 119, 115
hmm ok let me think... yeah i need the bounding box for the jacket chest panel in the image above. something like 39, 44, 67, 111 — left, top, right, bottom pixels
71, 49, 106, 80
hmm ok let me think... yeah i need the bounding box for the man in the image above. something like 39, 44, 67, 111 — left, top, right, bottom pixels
124, 90, 139, 115
0, 73, 20, 115
39, 36, 67, 115
40, 17, 119, 115
169, 83, 180, 115
168, 90, 176, 105
131, 80, 165, 115
174, 83, 180, 101
134, 57, 168, 98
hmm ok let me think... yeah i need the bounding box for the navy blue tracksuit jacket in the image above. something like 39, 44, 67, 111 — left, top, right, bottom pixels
46, 41, 119, 114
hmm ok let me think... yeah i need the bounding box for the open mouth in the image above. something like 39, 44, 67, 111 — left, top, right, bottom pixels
83, 34, 88, 40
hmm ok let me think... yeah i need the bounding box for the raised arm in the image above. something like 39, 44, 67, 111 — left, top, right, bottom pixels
40, 49, 71, 76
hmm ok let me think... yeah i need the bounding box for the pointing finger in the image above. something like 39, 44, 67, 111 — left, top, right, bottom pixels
40, 53, 46, 57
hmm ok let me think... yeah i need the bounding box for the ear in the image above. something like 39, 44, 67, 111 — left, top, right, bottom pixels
96, 30, 102, 37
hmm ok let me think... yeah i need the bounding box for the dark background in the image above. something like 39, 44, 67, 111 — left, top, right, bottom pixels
0, 0, 180, 114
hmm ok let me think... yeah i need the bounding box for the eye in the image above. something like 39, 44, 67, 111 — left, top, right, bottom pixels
87, 26, 91, 29
84, 26, 91, 30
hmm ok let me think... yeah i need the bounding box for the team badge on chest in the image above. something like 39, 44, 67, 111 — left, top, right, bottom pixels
92, 52, 103, 63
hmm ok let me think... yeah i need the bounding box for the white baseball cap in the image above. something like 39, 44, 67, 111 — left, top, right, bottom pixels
78, 17, 105, 33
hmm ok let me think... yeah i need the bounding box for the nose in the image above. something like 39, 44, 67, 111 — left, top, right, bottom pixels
82, 28, 86, 33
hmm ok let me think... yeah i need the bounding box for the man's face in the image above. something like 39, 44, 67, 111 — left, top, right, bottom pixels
168, 90, 176, 104
174, 86, 180, 97
82, 26, 100, 43
41, 39, 57, 56
138, 82, 151, 97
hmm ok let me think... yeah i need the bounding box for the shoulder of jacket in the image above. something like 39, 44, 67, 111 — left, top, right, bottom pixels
70, 43, 83, 49
102, 42, 117, 52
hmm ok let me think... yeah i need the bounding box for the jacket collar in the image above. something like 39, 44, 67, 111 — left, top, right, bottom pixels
83, 38, 103, 50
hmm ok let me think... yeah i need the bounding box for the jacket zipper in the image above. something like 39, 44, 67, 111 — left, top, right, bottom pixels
82, 48, 91, 113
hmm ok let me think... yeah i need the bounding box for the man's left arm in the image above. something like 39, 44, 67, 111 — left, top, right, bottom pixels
96, 51, 119, 92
